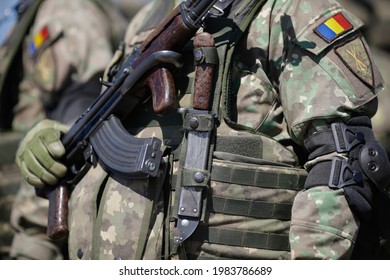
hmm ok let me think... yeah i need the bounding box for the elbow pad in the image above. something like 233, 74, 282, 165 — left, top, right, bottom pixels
304, 116, 390, 221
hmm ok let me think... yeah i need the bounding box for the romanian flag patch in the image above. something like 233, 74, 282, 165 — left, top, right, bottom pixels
28, 26, 49, 56
314, 13, 353, 43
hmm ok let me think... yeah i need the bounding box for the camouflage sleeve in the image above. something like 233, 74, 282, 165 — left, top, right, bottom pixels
27, 0, 115, 99
269, 0, 384, 144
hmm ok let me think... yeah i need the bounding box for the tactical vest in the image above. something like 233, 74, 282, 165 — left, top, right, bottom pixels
112, 0, 307, 260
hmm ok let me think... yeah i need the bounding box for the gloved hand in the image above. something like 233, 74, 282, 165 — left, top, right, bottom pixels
15, 119, 69, 188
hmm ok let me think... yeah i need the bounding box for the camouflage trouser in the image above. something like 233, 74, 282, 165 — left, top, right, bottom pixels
0, 162, 20, 260
289, 186, 359, 259
0, 132, 23, 259
10, 181, 67, 259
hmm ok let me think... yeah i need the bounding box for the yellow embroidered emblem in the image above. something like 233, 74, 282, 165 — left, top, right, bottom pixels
335, 36, 373, 87
33, 47, 56, 92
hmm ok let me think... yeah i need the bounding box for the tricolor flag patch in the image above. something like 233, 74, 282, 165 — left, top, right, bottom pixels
314, 13, 353, 43
28, 26, 49, 56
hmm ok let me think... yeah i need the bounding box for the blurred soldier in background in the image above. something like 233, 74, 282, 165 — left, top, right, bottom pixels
0, 0, 127, 259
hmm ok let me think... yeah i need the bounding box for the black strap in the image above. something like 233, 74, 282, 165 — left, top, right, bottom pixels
304, 117, 376, 190
304, 117, 375, 160
304, 159, 363, 189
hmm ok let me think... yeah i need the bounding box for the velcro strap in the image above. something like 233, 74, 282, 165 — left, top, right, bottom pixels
209, 196, 292, 220
304, 123, 364, 160
211, 164, 306, 191
304, 118, 374, 160
191, 226, 290, 251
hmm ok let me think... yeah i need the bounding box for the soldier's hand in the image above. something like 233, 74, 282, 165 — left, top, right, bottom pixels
15, 119, 69, 188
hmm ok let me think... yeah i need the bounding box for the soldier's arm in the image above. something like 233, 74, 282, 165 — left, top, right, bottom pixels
270, 0, 389, 259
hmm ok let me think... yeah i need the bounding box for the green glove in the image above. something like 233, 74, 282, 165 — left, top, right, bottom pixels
16, 119, 70, 188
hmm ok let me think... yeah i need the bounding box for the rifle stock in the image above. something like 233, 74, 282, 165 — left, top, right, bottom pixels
45, 0, 220, 240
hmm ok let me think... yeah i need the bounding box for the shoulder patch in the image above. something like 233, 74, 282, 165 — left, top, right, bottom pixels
335, 36, 374, 88
32, 47, 56, 93
28, 26, 49, 57
314, 12, 353, 43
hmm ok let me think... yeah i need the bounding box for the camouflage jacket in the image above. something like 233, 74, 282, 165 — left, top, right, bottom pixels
67, 0, 384, 260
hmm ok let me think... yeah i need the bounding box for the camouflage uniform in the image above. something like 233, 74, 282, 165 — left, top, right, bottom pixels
65, 0, 386, 260
0, 132, 21, 259
0, 0, 126, 259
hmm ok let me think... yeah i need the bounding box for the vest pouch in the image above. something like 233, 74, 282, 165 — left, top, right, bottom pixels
183, 134, 307, 260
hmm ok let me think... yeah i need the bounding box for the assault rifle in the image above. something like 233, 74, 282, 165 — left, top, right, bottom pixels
43, 0, 221, 240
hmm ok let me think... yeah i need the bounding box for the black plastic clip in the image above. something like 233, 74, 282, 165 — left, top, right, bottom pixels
328, 157, 363, 189
331, 123, 365, 153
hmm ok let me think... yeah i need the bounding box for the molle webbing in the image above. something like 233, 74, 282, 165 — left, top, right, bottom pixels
209, 159, 306, 222
186, 149, 306, 255
211, 164, 306, 191
209, 196, 293, 220
192, 226, 290, 252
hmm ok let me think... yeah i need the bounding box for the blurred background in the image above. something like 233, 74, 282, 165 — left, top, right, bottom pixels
112, 0, 152, 20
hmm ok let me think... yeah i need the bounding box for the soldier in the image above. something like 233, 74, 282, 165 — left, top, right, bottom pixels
0, 0, 126, 259
14, 0, 390, 259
